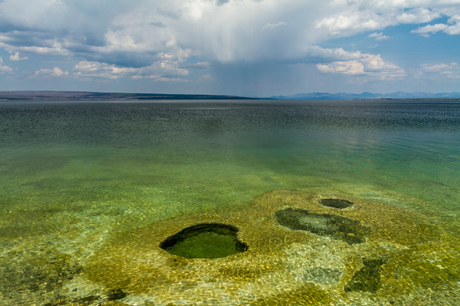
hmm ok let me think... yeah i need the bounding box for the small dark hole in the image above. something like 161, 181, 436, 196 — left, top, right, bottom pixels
160, 223, 248, 259
319, 198, 354, 209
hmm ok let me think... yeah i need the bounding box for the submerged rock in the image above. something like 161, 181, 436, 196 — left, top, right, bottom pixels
105, 288, 127, 301
274, 208, 368, 244
345, 257, 388, 293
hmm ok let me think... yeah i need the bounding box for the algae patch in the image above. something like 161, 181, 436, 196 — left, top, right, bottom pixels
345, 257, 388, 293
248, 283, 332, 306
160, 223, 248, 259
274, 208, 367, 244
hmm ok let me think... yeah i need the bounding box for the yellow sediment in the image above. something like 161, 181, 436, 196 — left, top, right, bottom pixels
85, 189, 460, 305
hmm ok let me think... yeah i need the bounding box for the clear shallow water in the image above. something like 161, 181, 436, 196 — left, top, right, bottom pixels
0, 100, 459, 305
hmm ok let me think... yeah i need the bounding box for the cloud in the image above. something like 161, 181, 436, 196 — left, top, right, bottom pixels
411, 23, 449, 36
9, 52, 28, 61
263, 22, 288, 30
0, 1, 454, 61
411, 15, 460, 36
368, 32, 390, 40
72, 58, 189, 80
0, 57, 12, 73
416, 62, 460, 79
0, 0, 458, 82
318, 61, 366, 75
396, 7, 442, 24
31, 66, 69, 77
182, 61, 212, 69
196, 74, 215, 82
72, 61, 140, 79
51, 67, 69, 77
0, 40, 71, 56
317, 54, 406, 81
301, 45, 362, 62
315, 7, 441, 37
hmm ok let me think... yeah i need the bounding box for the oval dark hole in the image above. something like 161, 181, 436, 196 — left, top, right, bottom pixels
160, 223, 248, 259
319, 198, 354, 209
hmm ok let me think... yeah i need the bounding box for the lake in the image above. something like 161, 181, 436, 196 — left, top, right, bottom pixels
1, 100, 459, 305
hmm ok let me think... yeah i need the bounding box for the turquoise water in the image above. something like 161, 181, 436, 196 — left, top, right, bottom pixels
1, 100, 459, 305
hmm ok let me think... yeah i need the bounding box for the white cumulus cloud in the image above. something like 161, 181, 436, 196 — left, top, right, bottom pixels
315, 7, 441, 38
411, 15, 460, 36
9, 52, 28, 61
301, 45, 363, 61
317, 54, 406, 81
416, 62, 460, 79
72, 58, 189, 80
0, 57, 13, 73
368, 32, 390, 40
31, 67, 69, 77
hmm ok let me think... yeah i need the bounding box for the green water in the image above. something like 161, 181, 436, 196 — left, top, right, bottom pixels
164, 231, 240, 259
1, 100, 459, 305
160, 223, 247, 259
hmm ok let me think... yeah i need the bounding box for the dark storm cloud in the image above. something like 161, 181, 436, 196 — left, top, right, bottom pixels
216, 0, 230, 6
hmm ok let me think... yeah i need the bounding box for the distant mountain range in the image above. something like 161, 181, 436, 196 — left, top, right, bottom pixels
270, 91, 460, 100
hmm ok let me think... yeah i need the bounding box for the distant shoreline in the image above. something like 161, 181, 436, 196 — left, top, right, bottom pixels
1, 91, 460, 102
0, 91, 257, 101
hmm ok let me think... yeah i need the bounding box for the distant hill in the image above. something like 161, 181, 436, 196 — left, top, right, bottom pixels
0, 91, 254, 101
271, 91, 460, 100
2, 90, 460, 101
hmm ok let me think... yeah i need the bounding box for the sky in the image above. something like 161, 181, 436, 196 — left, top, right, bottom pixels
0, 0, 459, 97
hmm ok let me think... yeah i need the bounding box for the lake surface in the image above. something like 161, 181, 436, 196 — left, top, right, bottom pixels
1, 100, 459, 305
